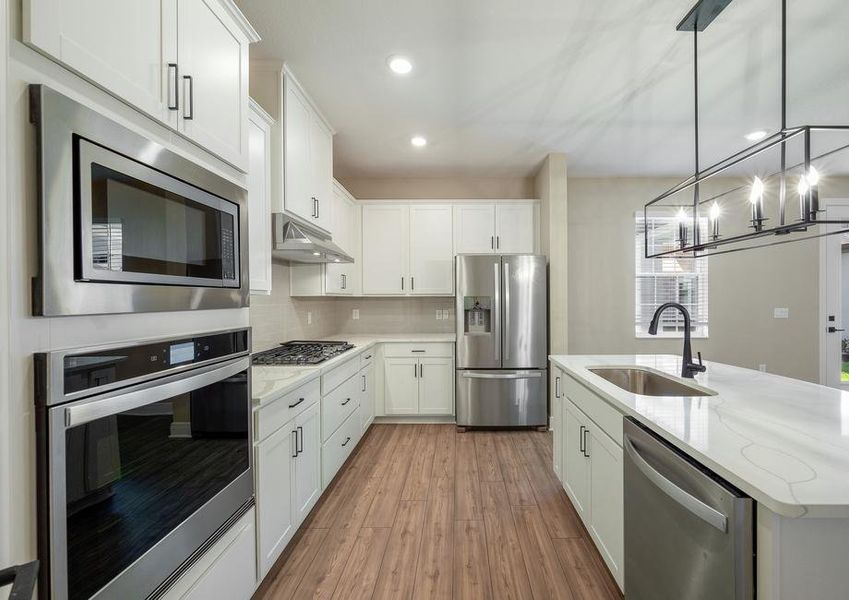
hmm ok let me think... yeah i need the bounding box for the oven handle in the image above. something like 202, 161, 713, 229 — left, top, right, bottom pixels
624, 436, 728, 533
64, 357, 250, 428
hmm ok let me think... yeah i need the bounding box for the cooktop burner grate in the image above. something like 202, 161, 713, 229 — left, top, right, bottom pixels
251, 340, 354, 366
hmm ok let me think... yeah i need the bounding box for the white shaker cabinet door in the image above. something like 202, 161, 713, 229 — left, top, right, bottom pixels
360, 364, 375, 431
409, 204, 454, 295
310, 116, 334, 232
563, 401, 590, 520
177, 0, 250, 169
417, 357, 454, 415
283, 81, 314, 222
361, 205, 409, 295
24, 0, 172, 123
453, 204, 496, 254
248, 103, 273, 294
384, 358, 419, 415
292, 402, 322, 526
254, 424, 295, 579
495, 203, 536, 253
588, 427, 624, 587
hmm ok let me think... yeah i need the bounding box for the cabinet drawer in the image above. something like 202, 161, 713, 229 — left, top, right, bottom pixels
321, 355, 360, 395
322, 407, 361, 487
382, 342, 454, 358
254, 378, 320, 443
321, 374, 359, 442
562, 373, 623, 446
359, 348, 376, 370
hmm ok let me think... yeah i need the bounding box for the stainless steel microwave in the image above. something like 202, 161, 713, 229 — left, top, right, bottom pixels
30, 85, 249, 316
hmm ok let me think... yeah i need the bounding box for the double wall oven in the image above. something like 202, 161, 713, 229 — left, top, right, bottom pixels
30, 84, 248, 316
35, 329, 253, 600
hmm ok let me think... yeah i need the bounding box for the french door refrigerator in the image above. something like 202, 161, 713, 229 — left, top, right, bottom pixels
455, 254, 548, 427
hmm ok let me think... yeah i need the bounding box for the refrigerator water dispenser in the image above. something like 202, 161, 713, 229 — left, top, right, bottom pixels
463, 297, 491, 334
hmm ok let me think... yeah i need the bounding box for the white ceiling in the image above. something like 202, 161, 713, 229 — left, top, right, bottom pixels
238, 0, 849, 178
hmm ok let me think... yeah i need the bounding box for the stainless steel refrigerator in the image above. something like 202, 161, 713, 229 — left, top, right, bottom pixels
455, 254, 548, 427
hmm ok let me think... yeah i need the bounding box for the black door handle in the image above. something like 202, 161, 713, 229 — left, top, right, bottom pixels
828, 327, 845, 333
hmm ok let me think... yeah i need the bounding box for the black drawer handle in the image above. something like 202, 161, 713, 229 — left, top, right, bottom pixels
364, 354, 372, 360
341, 436, 351, 447
342, 398, 351, 406
288, 397, 305, 409
411, 350, 425, 353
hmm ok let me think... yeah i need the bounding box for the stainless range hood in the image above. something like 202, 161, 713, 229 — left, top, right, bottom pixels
271, 213, 354, 264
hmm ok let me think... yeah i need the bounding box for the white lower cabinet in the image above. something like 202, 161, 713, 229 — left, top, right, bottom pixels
161, 508, 256, 600
322, 407, 361, 488
360, 362, 375, 431
551, 367, 563, 482
383, 344, 454, 416
254, 388, 320, 580
561, 387, 624, 591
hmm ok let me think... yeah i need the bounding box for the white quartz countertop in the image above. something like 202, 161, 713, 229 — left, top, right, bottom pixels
252, 333, 455, 406
550, 354, 849, 519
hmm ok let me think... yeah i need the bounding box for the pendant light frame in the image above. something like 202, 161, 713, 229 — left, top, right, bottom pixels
644, 0, 849, 258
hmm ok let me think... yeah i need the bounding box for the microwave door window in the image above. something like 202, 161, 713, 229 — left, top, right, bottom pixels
88, 164, 224, 284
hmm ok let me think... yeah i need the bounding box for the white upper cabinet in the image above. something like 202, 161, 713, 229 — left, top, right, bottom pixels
176, 0, 251, 169
409, 205, 454, 295
454, 202, 538, 254
24, 0, 259, 171
248, 100, 274, 295
454, 204, 497, 254
283, 71, 335, 231
361, 203, 453, 296
361, 204, 409, 295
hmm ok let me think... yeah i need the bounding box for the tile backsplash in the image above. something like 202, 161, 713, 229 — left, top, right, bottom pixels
334, 297, 454, 334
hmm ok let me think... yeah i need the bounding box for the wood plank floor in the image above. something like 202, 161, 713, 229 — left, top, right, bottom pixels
256, 424, 622, 600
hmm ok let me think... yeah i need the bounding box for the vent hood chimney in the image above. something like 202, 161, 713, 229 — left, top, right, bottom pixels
271, 213, 354, 264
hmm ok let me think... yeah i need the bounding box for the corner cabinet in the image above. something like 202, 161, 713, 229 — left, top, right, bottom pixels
248, 100, 274, 294
558, 371, 625, 591
24, 0, 259, 171
453, 202, 538, 254
361, 203, 454, 296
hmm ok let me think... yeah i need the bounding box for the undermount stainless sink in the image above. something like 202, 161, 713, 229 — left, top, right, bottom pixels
588, 367, 716, 397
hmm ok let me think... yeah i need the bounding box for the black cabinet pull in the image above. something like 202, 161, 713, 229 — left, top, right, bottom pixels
364, 354, 372, 360
411, 349, 425, 353
496, 235, 500, 249
182, 75, 193, 120
297, 425, 303, 454
401, 276, 404, 290
579, 425, 585, 454
582, 427, 590, 458
362, 374, 367, 392
491, 236, 494, 249
411, 276, 415, 291
341, 436, 351, 447
288, 397, 305, 409
342, 397, 351, 406
419, 363, 423, 377
292, 430, 298, 458
167, 63, 179, 110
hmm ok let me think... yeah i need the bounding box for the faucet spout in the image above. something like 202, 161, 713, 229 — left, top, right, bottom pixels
648, 302, 706, 378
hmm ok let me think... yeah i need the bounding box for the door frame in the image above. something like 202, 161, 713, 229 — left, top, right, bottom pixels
817, 198, 849, 386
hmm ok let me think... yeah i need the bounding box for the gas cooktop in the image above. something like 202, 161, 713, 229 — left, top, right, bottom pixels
251, 340, 354, 366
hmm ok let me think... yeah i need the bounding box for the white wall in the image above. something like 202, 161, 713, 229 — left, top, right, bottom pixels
3, 12, 249, 566
568, 177, 825, 382
1, 0, 11, 576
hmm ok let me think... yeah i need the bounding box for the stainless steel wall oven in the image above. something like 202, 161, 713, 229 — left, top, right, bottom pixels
35, 329, 253, 600
30, 84, 249, 316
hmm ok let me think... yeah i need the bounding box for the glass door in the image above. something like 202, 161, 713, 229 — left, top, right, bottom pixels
822, 202, 849, 390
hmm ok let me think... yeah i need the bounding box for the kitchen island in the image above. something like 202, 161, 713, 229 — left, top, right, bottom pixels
549, 354, 849, 600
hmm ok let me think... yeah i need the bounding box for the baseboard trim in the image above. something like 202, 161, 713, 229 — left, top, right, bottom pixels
169, 421, 192, 439
373, 415, 456, 425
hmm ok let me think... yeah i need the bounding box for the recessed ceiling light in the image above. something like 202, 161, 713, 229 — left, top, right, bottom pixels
744, 130, 768, 142
410, 136, 427, 147
388, 55, 413, 75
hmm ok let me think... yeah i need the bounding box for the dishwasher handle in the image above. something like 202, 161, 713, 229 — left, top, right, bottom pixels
624, 436, 728, 533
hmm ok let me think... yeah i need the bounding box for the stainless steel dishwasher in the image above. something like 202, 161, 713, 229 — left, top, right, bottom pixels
623, 417, 754, 599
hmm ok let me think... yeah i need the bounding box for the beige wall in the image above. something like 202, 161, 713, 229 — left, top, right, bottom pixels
567, 177, 824, 382
535, 154, 569, 354
334, 297, 455, 335
337, 176, 534, 199
250, 262, 340, 352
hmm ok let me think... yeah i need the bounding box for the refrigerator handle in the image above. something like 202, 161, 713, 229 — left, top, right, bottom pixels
503, 261, 510, 361
493, 261, 500, 362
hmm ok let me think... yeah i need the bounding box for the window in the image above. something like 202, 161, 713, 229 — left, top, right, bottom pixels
636, 214, 708, 338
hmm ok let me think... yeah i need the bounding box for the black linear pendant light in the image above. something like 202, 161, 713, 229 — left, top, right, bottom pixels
644, 0, 849, 258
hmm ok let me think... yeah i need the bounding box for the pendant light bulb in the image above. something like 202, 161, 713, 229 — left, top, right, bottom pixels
676, 207, 688, 222
709, 201, 721, 221
749, 177, 765, 204
797, 176, 810, 196
807, 166, 820, 187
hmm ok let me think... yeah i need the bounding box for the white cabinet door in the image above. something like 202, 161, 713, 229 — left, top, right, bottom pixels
325, 186, 355, 295
310, 116, 333, 232
409, 205, 454, 295
24, 0, 171, 122
563, 401, 590, 519
255, 424, 295, 578
588, 427, 624, 587
283, 81, 314, 222
293, 402, 321, 526
177, 0, 249, 169
453, 204, 496, 254
417, 357, 454, 415
362, 205, 409, 295
248, 102, 273, 294
181, 514, 256, 600
360, 364, 375, 431
551, 368, 563, 482
384, 358, 419, 415
495, 203, 536, 253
